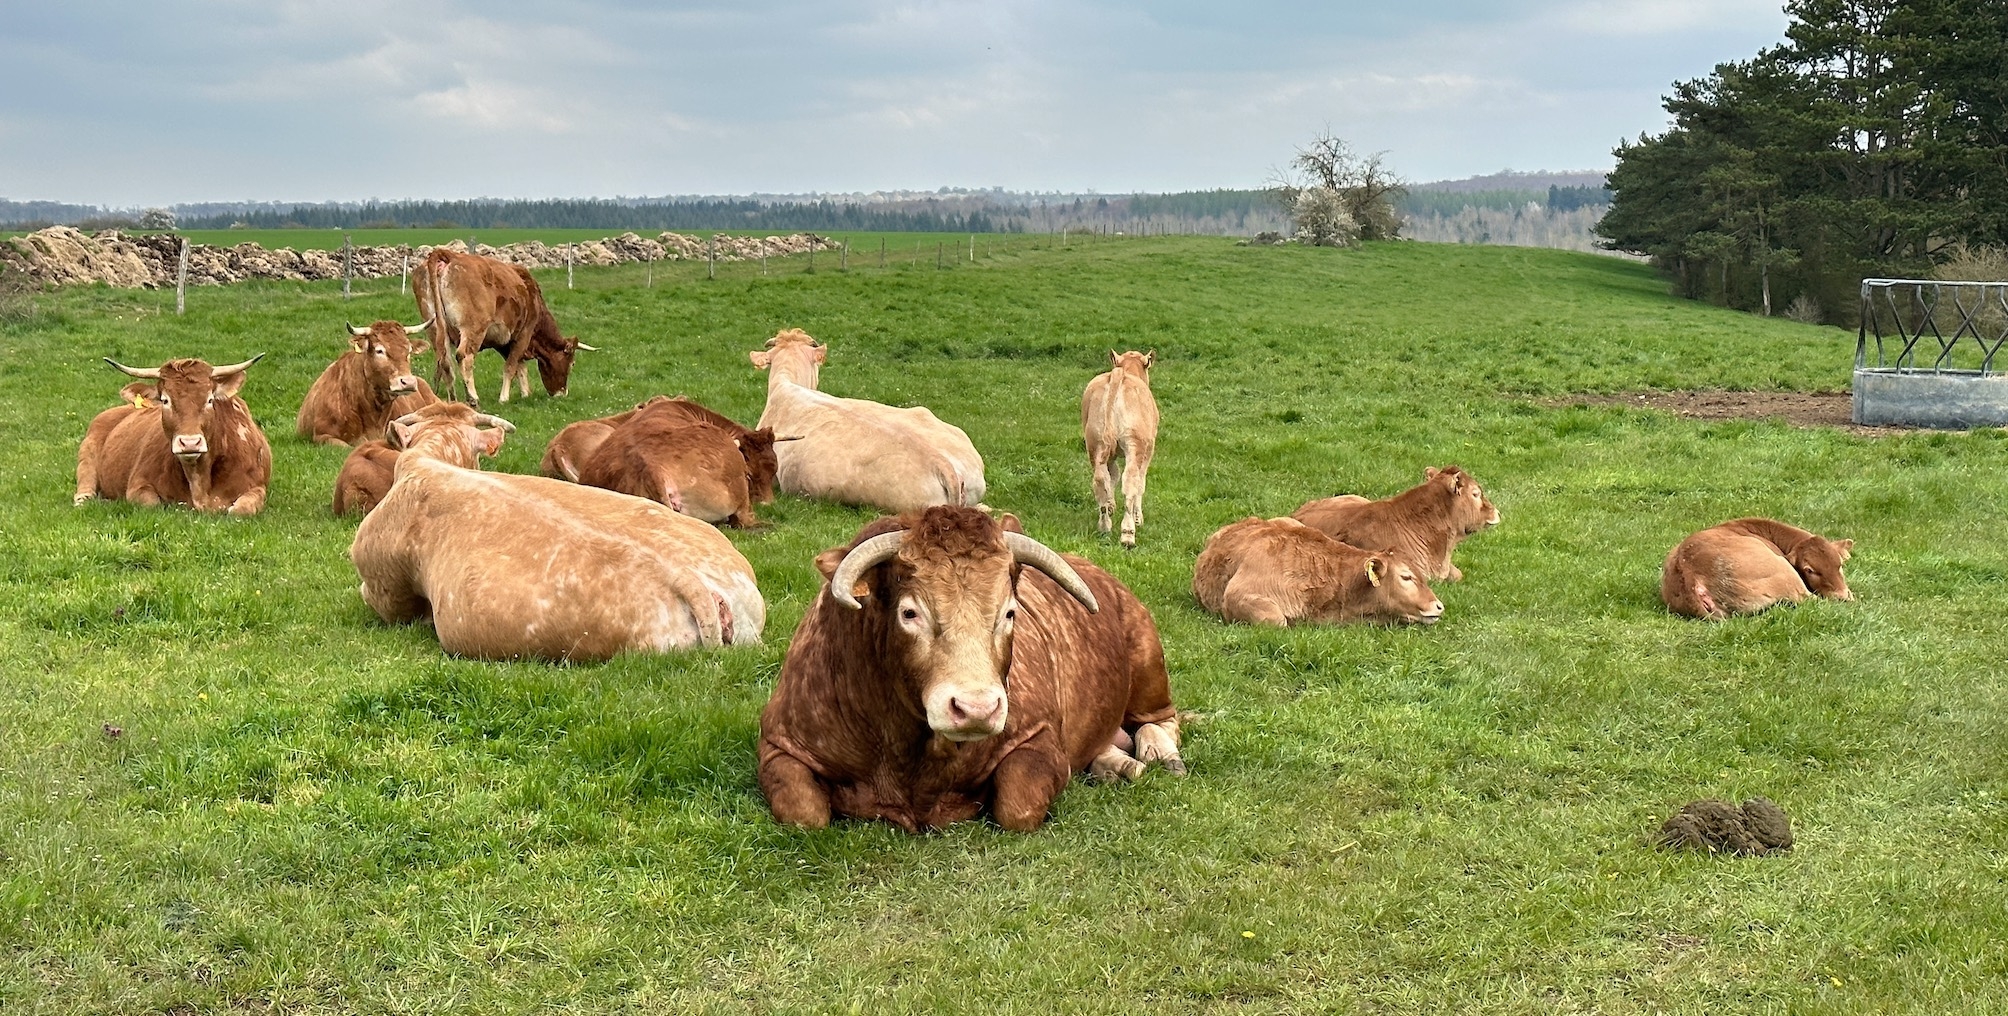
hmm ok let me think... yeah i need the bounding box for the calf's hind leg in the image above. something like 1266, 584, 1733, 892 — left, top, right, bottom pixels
1119, 436, 1152, 547
1089, 442, 1117, 534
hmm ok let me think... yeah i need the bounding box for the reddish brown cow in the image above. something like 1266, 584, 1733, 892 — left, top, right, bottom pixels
1661, 517, 1854, 619
573, 400, 794, 527
542, 396, 787, 505
1291, 465, 1500, 581
74, 355, 271, 515
296, 320, 440, 446
332, 403, 513, 516
1193, 517, 1443, 627
759, 507, 1185, 833
413, 248, 593, 406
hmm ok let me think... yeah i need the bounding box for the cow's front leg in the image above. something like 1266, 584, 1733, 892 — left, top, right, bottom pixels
227, 486, 267, 516
759, 750, 831, 829
1131, 717, 1186, 776
991, 749, 1067, 832
1088, 744, 1145, 783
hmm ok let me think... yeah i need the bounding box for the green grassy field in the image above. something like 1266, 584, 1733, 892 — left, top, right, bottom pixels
3, 238, 2004, 1014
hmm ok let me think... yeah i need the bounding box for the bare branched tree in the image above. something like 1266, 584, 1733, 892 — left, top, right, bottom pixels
1267, 131, 1408, 246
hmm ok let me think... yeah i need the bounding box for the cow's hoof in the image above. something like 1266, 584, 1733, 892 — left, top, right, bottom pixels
1159, 757, 1189, 777
1120, 533, 1136, 549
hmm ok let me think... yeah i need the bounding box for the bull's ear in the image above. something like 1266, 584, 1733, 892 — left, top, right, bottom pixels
1364, 557, 1384, 587
1834, 538, 1853, 560
349, 336, 369, 354
119, 381, 156, 408
748, 351, 771, 369
1145, 349, 1156, 367
998, 512, 1025, 535
1108, 349, 1119, 365
476, 427, 507, 457
1450, 473, 1466, 494
810, 345, 827, 365
813, 546, 871, 600
390, 420, 417, 450
214, 370, 250, 399
1424, 466, 1440, 480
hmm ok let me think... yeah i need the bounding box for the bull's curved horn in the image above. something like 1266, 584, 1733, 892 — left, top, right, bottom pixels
404, 318, 431, 335
210, 353, 265, 378
772, 434, 807, 442
105, 358, 162, 379
1004, 533, 1099, 613
472, 412, 516, 433
575, 342, 600, 351
827, 530, 906, 610
347, 321, 372, 337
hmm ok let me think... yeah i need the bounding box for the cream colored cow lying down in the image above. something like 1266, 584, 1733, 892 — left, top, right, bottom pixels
749, 328, 985, 514
350, 406, 764, 661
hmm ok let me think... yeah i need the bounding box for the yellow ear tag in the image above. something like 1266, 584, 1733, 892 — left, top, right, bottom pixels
1364, 561, 1382, 587
132, 394, 148, 410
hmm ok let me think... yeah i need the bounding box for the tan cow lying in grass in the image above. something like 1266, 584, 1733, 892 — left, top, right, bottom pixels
1082, 349, 1159, 547
1194, 517, 1443, 627
759, 506, 1182, 832
350, 408, 764, 661
332, 403, 512, 516
296, 321, 439, 446
1292, 465, 1500, 581
75, 355, 271, 515
1661, 517, 1854, 619
750, 328, 985, 513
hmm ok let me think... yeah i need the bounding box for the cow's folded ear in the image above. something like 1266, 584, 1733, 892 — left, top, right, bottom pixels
119, 382, 156, 407
1364, 557, 1384, 587
1423, 466, 1440, 480
814, 547, 848, 582
1834, 538, 1854, 559
476, 428, 507, 457
998, 512, 1025, 535
748, 351, 772, 369
349, 337, 369, 354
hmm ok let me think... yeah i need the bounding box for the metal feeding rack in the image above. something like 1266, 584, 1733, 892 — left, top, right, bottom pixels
1853, 278, 2008, 428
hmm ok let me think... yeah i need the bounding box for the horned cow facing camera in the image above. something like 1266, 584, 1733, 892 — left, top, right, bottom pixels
74, 355, 271, 515
758, 506, 1184, 833
296, 320, 439, 446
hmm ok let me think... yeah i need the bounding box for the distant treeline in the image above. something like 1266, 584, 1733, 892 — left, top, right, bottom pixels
171, 199, 1027, 234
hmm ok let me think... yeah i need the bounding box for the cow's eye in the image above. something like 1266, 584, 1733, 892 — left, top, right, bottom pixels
158, 395, 170, 407
1005, 608, 1017, 620
900, 608, 920, 622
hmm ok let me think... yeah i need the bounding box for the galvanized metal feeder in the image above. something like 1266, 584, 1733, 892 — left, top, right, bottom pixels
1854, 278, 2008, 428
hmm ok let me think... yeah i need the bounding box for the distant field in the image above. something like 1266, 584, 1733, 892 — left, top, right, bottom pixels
4, 238, 2005, 1013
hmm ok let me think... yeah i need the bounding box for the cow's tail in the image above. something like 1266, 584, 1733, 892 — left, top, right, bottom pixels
426, 254, 461, 402
927, 446, 969, 506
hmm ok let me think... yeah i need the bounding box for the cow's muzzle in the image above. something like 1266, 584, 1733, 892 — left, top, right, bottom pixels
172, 433, 208, 459
1417, 600, 1445, 625
389, 375, 418, 394
927, 684, 1008, 741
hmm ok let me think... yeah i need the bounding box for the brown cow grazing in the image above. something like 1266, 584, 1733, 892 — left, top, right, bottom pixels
758, 506, 1185, 832
331, 403, 513, 516
296, 320, 440, 446
573, 400, 787, 527
1193, 517, 1444, 627
1291, 465, 1500, 582
350, 417, 765, 661
541, 396, 787, 506
1661, 518, 1854, 619
1082, 349, 1160, 548
413, 248, 594, 407
74, 355, 272, 515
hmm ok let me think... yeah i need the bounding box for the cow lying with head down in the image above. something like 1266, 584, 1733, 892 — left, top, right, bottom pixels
1292, 465, 1500, 581
1661, 517, 1854, 619
74, 355, 271, 515
332, 402, 513, 516
350, 408, 764, 661
759, 506, 1184, 832
296, 321, 440, 446
1194, 517, 1443, 627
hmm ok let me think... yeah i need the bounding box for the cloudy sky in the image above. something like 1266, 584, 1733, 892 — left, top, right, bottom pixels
2, 1, 1790, 206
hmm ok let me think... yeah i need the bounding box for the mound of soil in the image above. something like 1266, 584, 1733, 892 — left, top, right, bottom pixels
1558, 390, 1911, 435
1658, 797, 1794, 856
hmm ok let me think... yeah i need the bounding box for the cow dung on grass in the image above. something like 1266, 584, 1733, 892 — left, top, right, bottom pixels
1658, 797, 1794, 856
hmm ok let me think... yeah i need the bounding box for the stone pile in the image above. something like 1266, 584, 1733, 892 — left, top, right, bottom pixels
0, 227, 841, 290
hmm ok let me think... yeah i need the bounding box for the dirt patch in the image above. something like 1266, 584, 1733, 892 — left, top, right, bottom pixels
1556, 390, 1913, 436
1657, 797, 1794, 857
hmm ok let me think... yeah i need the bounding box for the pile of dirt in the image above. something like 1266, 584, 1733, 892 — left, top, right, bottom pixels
0, 227, 841, 290
1658, 797, 1794, 856
1558, 390, 1911, 435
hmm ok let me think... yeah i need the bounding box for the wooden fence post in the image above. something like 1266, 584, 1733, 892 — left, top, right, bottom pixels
646, 250, 654, 288
841, 240, 848, 271
400, 247, 409, 295
567, 244, 575, 290
968, 234, 974, 262
879, 237, 886, 268
707, 236, 715, 280
175, 237, 188, 315
342, 233, 353, 300
936, 242, 943, 270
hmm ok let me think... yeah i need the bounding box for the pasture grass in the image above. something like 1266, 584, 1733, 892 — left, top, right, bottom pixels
2, 238, 2005, 1013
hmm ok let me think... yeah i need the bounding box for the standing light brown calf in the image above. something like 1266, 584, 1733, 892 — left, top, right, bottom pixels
331, 402, 513, 516
1661, 517, 1854, 619
350, 417, 765, 662
1082, 349, 1159, 547
1292, 465, 1500, 581
1193, 517, 1443, 627
74, 355, 271, 515
296, 320, 440, 446
759, 506, 1184, 833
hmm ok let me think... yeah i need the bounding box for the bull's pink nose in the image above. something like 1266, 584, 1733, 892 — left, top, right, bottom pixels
390, 375, 418, 393
947, 693, 1004, 727
173, 434, 206, 454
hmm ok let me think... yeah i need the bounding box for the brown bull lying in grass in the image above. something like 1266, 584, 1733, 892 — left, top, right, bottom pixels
296, 320, 440, 447
74, 354, 271, 515
758, 506, 1183, 832
1194, 517, 1444, 627
545, 396, 793, 527
1292, 465, 1500, 581
350, 405, 764, 661
331, 403, 513, 516
1661, 517, 1854, 619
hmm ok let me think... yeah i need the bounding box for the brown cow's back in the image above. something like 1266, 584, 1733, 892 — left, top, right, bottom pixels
1661, 517, 1853, 619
